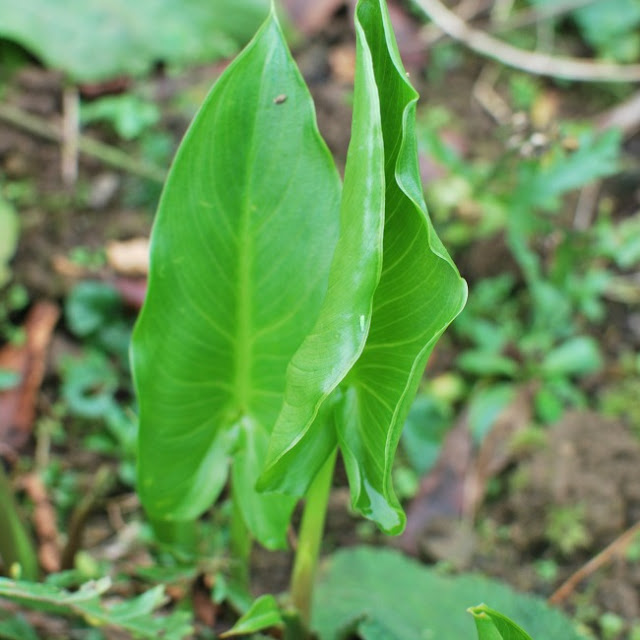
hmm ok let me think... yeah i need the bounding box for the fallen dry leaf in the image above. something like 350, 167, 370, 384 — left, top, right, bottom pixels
328, 43, 356, 84
464, 384, 534, 518
0, 301, 59, 461
398, 421, 473, 556
106, 237, 149, 276
113, 276, 147, 310
398, 385, 533, 556
19, 472, 61, 573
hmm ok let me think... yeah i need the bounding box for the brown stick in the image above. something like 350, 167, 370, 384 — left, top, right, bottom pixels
61, 465, 116, 570
491, 0, 599, 34
412, 0, 640, 82
549, 520, 640, 605
0, 102, 165, 183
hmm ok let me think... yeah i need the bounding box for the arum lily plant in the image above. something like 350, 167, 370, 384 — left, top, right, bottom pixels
132, 0, 467, 630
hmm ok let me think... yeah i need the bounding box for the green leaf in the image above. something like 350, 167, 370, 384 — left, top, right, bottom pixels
0, 195, 19, 289
469, 604, 533, 640
258, 0, 387, 496
312, 547, 586, 640
65, 281, 122, 338
132, 8, 341, 548
514, 129, 621, 213
401, 394, 453, 474
0, 0, 270, 82
61, 351, 119, 419
0, 369, 20, 391
541, 336, 603, 378
467, 384, 517, 443
260, 0, 467, 534
0, 576, 112, 609
0, 613, 39, 640
80, 95, 160, 141
457, 350, 519, 378
221, 594, 283, 637
0, 465, 38, 582
0, 578, 192, 639
572, 0, 640, 63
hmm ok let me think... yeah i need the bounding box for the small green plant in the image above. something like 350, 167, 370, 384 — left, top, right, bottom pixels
546, 504, 591, 556
0, 2, 591, 638
128, 1, 583, 638
418, 103, 622, 425
133, 0, 466, 630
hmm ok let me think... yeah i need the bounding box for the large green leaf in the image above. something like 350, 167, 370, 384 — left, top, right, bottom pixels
0, 0, 269, 82
132, 8, 341, 548
259, 0, 467, 534
258, 0, 387, 495
312, 547, 586, 640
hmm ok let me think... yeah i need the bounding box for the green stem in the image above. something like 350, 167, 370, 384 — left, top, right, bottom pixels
150, 517, 197, 552
290, 449, 337, 628
229, 482, 252, 597
0, 464, 38, 580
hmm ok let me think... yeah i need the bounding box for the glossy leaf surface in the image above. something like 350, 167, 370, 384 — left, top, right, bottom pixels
132, 8, 341, 548
469, 604, 534, 640
259, 0, 386, 495
260, 0, 467, 534
221, 594, 283, 637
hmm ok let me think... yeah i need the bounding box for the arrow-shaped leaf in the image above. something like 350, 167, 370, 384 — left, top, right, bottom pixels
132, 7, 341, 549
259, 0, 467, 534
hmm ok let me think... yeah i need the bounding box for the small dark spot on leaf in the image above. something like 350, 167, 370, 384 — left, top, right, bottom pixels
274, 94, 287, 104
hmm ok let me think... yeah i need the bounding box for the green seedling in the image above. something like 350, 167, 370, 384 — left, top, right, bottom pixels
132, 0, 468, 630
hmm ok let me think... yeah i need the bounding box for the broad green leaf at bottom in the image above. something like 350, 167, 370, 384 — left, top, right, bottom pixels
312, 547, 585, 640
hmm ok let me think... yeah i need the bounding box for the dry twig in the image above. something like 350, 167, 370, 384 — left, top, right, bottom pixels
549, 520, 640, 605
61, 86, 80, 186
491, 0, 599, 34
0, 102, 165, 183
412, 0, 640, 82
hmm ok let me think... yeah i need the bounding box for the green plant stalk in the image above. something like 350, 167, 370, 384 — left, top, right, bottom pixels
0, 464, 38, 580
149, 517, 197, 552
229, 480, 251, 596
290, 448, 337, 627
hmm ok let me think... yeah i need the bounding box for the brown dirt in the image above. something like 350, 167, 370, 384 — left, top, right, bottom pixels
472, 412, 640, 630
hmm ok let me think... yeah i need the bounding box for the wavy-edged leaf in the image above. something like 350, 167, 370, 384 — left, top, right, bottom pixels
335, 0, 466, 534
258, 0, 386, 495
259, 0, 467, 534
132, 7, 341, 548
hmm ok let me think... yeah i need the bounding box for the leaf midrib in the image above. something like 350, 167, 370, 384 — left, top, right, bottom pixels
233, 40, 271, 416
